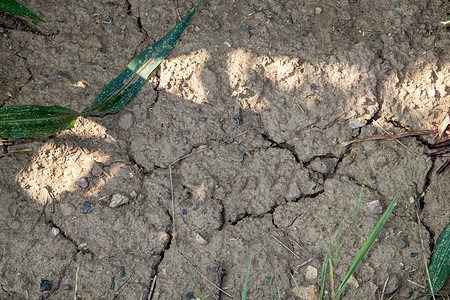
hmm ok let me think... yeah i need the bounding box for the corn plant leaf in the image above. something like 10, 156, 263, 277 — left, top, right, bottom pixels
0, 0, 46, 22
428, 222, 450, 295
82, 0, 200, 117
0, 105, 80, 138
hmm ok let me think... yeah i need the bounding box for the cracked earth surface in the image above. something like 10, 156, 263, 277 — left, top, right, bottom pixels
0, 0, 449, 299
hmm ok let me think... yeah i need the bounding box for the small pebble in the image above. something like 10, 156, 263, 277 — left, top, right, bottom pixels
341, 11, 351, 21
105, 2, 117, 8
9, 219, 22, 230
80, 202, 93, 214
186, 291, 196, 300
427, 88, 436, 97
51, 227, 60, 236
230, 151, 244, 162
410, 252, 418, 258
195, 233, 208, 245
368, 282, 378, 294
348, 275, 359, 288
233, 107, 243, 125
405, 41, 411, 49
118, 112, 135, 130
120, 266, 126, 278
78, 243, 88, 250
105, 26, 114, 32
62, 284, 71, 291
239, 23, 249, 32
109, 194, 129, 208
349, 119, 364, 129
367, 200, 383, 215
392, 2, 400, 8
305, 265, 318, 279
291, 284, 319, 299
60, 203, 76, 216
357, 145, 365, 151
40, 279, 52, 292
75, 177, 88, 189
91, 164, 103, 177
110, 276, 115, 290
314, 7, 323, 14
385, 275, 400, 294
290, 31, 307, 40
192, 201, 201, 211
397, 237, 407, 249
288, 182, 301, 200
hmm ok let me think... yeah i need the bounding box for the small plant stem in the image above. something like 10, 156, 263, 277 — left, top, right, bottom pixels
148, 275, 157, 300
413, 200, 436, 300
329, 259, 335, 298
374, 120, 419, 157
380, 276, 389, 300
74, 267, 79, 300
269, 234, 302, 260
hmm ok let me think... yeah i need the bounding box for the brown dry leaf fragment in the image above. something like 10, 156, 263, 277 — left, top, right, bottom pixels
437, 113, 450, 138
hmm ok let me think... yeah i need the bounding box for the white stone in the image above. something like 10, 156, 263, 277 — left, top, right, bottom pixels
118, 112, 135, 130
349, 119, 365, 129
51, 227, 60, 236
428, 88, 436, 98
288, 182, 301, 200
367, 200, 383, 214
109, 194, 129, 208
194, 233, 208, 245
305, 265, 318, 279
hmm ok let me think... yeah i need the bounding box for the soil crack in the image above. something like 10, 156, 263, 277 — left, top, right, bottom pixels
47, 220, 93, 255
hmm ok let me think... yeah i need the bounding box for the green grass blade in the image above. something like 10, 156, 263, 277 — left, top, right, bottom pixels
428, 222, 450, 295
290, 273, 301, 294
267, 277, 281, 300
319, 245, 330, 300
183, 258, 207, 300
334, 204, 346, 261
334, 184, 405, 298
336, 185, 364, 259
351, 185, 364, 227
0, 105, 80, 138
242, 251, 254, 300
0, 0, 46, 22
82, 0, 200, 117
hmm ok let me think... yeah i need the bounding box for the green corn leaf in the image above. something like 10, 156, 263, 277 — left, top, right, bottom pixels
82, 0, 200, 117
0, 105, 80, 138
428, 222, 450, 296
0, 0, 46, 22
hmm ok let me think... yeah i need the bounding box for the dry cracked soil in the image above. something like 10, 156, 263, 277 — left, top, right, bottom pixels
0, 0, 449, 299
